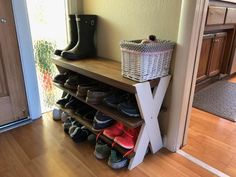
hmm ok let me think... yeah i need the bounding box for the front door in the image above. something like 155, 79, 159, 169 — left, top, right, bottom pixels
0, 0, 28, 125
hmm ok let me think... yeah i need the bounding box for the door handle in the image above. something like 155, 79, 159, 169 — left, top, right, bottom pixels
0, 18, 7, 23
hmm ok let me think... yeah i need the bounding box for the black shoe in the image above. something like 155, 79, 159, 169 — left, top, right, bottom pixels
71, 126, 91, 143
63, 117, 75, 134
103, 91, 127, 108
56, 94, 72, 107
92, 111, 113, 131
75, 105, 95, 117
117, 95, 140, 117
64, 75, 88, 90
54, 14, 78, 56
64, 97, 81, 110
83, 110, 96, 122
53, 72, 70, 85
61, 15, 97, 60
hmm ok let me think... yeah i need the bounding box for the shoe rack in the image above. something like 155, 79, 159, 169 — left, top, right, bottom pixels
52, 56, 171, 170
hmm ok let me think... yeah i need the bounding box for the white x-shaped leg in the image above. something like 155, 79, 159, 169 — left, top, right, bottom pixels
128, 75, 171, 170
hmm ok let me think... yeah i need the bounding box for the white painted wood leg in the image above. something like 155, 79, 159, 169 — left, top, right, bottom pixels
128, 76, 171, 170
128, 124, 149, 170
135, 76, 171, 153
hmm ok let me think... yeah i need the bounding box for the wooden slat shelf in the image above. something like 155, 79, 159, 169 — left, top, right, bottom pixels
52, 57, 160, 94
56, 105, 135, 159
54, 83, 143, 128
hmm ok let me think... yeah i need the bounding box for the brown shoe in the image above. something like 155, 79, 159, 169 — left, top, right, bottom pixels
86, 88, 111, 105
76, 83, 98, 97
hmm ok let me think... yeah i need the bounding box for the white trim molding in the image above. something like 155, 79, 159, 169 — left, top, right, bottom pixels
11, 0, 41, 120
165, 0, 209, 151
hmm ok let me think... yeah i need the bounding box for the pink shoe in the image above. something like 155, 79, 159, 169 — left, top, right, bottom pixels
114, 127, 140, 149
103, 122, 124, 140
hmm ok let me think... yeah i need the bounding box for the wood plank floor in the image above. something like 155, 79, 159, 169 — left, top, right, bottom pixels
182, 77, 236, 177
0, 113, 214, 177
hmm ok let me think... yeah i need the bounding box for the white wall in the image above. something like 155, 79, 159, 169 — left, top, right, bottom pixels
82, 0, 182, 60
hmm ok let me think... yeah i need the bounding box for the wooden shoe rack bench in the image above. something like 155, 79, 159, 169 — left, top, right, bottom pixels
52, 57, 171, 170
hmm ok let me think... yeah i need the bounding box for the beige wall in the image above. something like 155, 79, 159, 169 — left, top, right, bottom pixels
81, 0, 182, 61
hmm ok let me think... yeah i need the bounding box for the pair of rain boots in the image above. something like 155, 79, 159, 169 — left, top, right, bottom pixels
54, 14, 97, 60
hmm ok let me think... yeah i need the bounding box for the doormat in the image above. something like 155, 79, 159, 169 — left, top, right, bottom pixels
193, 80, 236, 122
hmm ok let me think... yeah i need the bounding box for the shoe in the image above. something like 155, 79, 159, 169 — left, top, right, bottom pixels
87, 134, 96, 145
53, 72, 70, 85
86, 88, 111, 105
103, 91, 127, 108
83, 110, 96, 122
69, 121, 83, 136
61, 15, 97, 60
71, 126, 91, 143
117, 95, 140, 117
92, 111, 113, 131
103, 122, 124, 140
108, 150, 128, 169
64, 97, 82, 110
63, 117, 75, 134
76, 83, 98, 97
114, 127, 140, 149
94, 141, 111, 160
54, 14, 78, 56
64, 75, 88, 90
56, 94, 72, 107
74, 105, 95, 117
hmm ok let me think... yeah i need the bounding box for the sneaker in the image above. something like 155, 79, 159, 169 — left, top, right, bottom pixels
94, 141, 111, 160
56, 94, 72, 107
63, 117, 75, 134
103, 91, 127, 108
117, 95, 140, 117
87, 134, 96, 145
108, 150, 128, 169
71, 126, 91, 143
69, 121, 83, 136
53, 72, 70, 85
103, 122, 124, 140
114, 127, 140, 149
92, 111, 113, 131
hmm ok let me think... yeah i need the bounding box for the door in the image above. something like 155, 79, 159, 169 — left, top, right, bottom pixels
196, 34, 214, 82
0, 0, 28, 125
208, 32, 227, 77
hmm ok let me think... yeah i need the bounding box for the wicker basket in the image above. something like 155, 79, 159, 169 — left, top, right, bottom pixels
120, 39, 175, 82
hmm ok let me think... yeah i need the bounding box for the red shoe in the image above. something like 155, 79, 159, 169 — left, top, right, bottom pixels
103, 122, 124, 140
114, 127, 140, 149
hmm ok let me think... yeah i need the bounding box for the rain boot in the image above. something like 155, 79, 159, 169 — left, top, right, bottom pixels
61, 15, 97, 60
54, 14, 78, 56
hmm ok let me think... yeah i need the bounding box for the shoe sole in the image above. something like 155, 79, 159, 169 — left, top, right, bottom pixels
93, 150, 107, 160
107, 159, 128, 169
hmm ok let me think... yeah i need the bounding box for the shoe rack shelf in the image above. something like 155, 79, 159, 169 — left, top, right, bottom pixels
52, 57, 171, 170
54, 83, 143, 128
56, 104, 135, 159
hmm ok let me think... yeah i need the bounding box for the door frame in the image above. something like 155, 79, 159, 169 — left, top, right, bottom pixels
11, 0, 41, 120
164, 0, 209, 151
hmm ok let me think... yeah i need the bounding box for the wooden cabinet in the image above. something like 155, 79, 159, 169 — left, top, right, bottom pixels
197, 32, 227, 83
208, 33, 227, 76
225, 8, 236, 24
206, 6, 226, 25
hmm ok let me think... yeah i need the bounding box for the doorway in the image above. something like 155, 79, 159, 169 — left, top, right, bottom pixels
26, 0, 68, 112
181, 0, 236, 176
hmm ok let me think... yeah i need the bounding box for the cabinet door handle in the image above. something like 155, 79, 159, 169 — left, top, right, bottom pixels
0, 18, 7, 23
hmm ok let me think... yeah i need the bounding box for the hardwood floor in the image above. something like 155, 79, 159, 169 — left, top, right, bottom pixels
182, 77, 236, 177
0, 113, 214, 177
